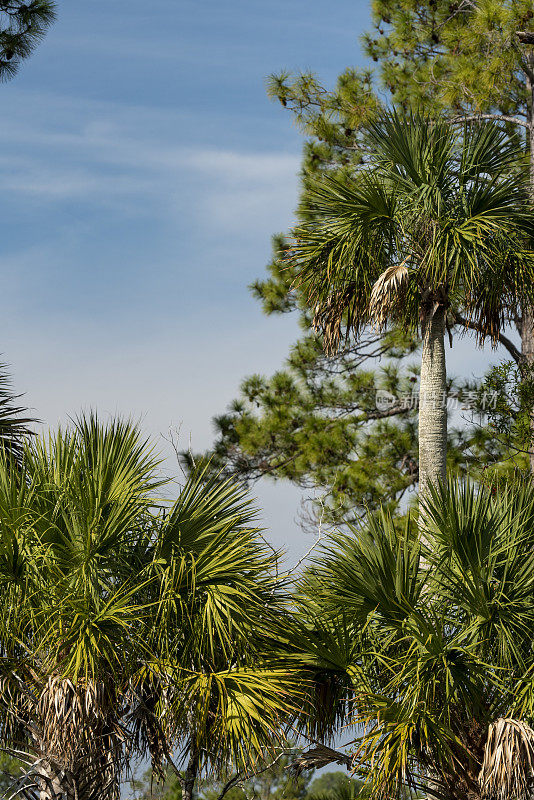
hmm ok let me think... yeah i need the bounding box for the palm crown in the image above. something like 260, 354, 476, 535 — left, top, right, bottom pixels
294, 112, 533, 347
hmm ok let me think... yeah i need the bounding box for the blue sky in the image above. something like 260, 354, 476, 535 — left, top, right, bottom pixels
0, 0, 508, 560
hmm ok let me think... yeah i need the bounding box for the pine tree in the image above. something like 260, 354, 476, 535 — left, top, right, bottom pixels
363, 0, 532, 118
0, 2, 56, 81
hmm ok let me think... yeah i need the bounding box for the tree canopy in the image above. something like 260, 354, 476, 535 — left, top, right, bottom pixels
290, 479, 534, 800
0, 1, 56, 81
190, 1, 534, 516
0, 416, 295, 800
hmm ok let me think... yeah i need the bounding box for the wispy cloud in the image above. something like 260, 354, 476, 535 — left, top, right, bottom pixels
0, 91, 300, 233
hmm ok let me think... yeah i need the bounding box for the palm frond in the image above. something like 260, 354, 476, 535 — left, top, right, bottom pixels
168, 667, 299, 772
479, 718, 534, 800
0, 415, 290, 798
289, 108, 533, 349
293, 173, 396, 352
0, 364, 37, 467
368, 260, 410, 327
293, 478, 534, 800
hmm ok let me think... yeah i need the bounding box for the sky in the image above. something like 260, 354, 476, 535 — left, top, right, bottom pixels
0, 0, 514, 562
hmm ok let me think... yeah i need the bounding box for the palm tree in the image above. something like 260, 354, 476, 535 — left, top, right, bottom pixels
0, 415, 295, 800
291, 478, 534, 800
0, 363, 37, 465
290, 113, 534, 497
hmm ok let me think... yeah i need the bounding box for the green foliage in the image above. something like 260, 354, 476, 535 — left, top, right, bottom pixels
195, 114, 532, 521
0, 1, 56, 81
267, 0, 532, 163
126, 766, 183, 800
480, 360, 534, 471
265, 70, 380, 189
201, 754, 312, 800
0, 363, 37, 465
292, 479, 534, 800
190, 325, 506, 522
307, 771, 366, 800
200, 1, 534, 518
134, 759, 367, 800
291, 112, 533, 349
128, 752, 313, 800
0, 752, 20, 792
363, 0, 532, 118
0, 415, 295, 799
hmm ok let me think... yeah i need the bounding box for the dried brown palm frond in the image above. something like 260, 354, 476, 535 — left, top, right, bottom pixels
127, 670, 177, 782
290, 744, 352, 776
312, 284, 365, 355
368, 261, 410, 328
479, 718, 534, 800
35, 676, 126, 799
0, 674, 128, 799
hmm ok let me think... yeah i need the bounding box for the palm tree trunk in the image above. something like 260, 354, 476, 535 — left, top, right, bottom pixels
419, 306, 447, 499
523, 57, 534, 475
182, 748, 199, 800
35, 760, 76, 800
521, 307, 534, 475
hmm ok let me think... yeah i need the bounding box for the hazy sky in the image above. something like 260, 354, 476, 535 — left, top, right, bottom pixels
0, 0, 511, 562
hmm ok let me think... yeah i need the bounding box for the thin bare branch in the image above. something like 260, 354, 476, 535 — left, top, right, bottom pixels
288, 495, 328, 575
214, 752, 290, 800
449, 113, 530, 130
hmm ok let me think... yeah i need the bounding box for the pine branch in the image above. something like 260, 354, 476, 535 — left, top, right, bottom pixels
222, 400, 412, 483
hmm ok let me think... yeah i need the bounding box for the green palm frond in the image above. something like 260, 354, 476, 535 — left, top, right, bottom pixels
366, 111, 456, 202
459, 122, 523, 182
0, 364, 37, 466
302, 510, 422, 627
172, 667, 299, 770
296, 479, 534, 799
157, 462, 258, 557
0, 415, 290, 798
153, 463, 283, 663
293, 173, 397, 351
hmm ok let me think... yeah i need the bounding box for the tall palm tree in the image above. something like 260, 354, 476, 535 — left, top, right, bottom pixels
290, 113, 534, 497
291, 479, 534, 800
0, 415, 295, 800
